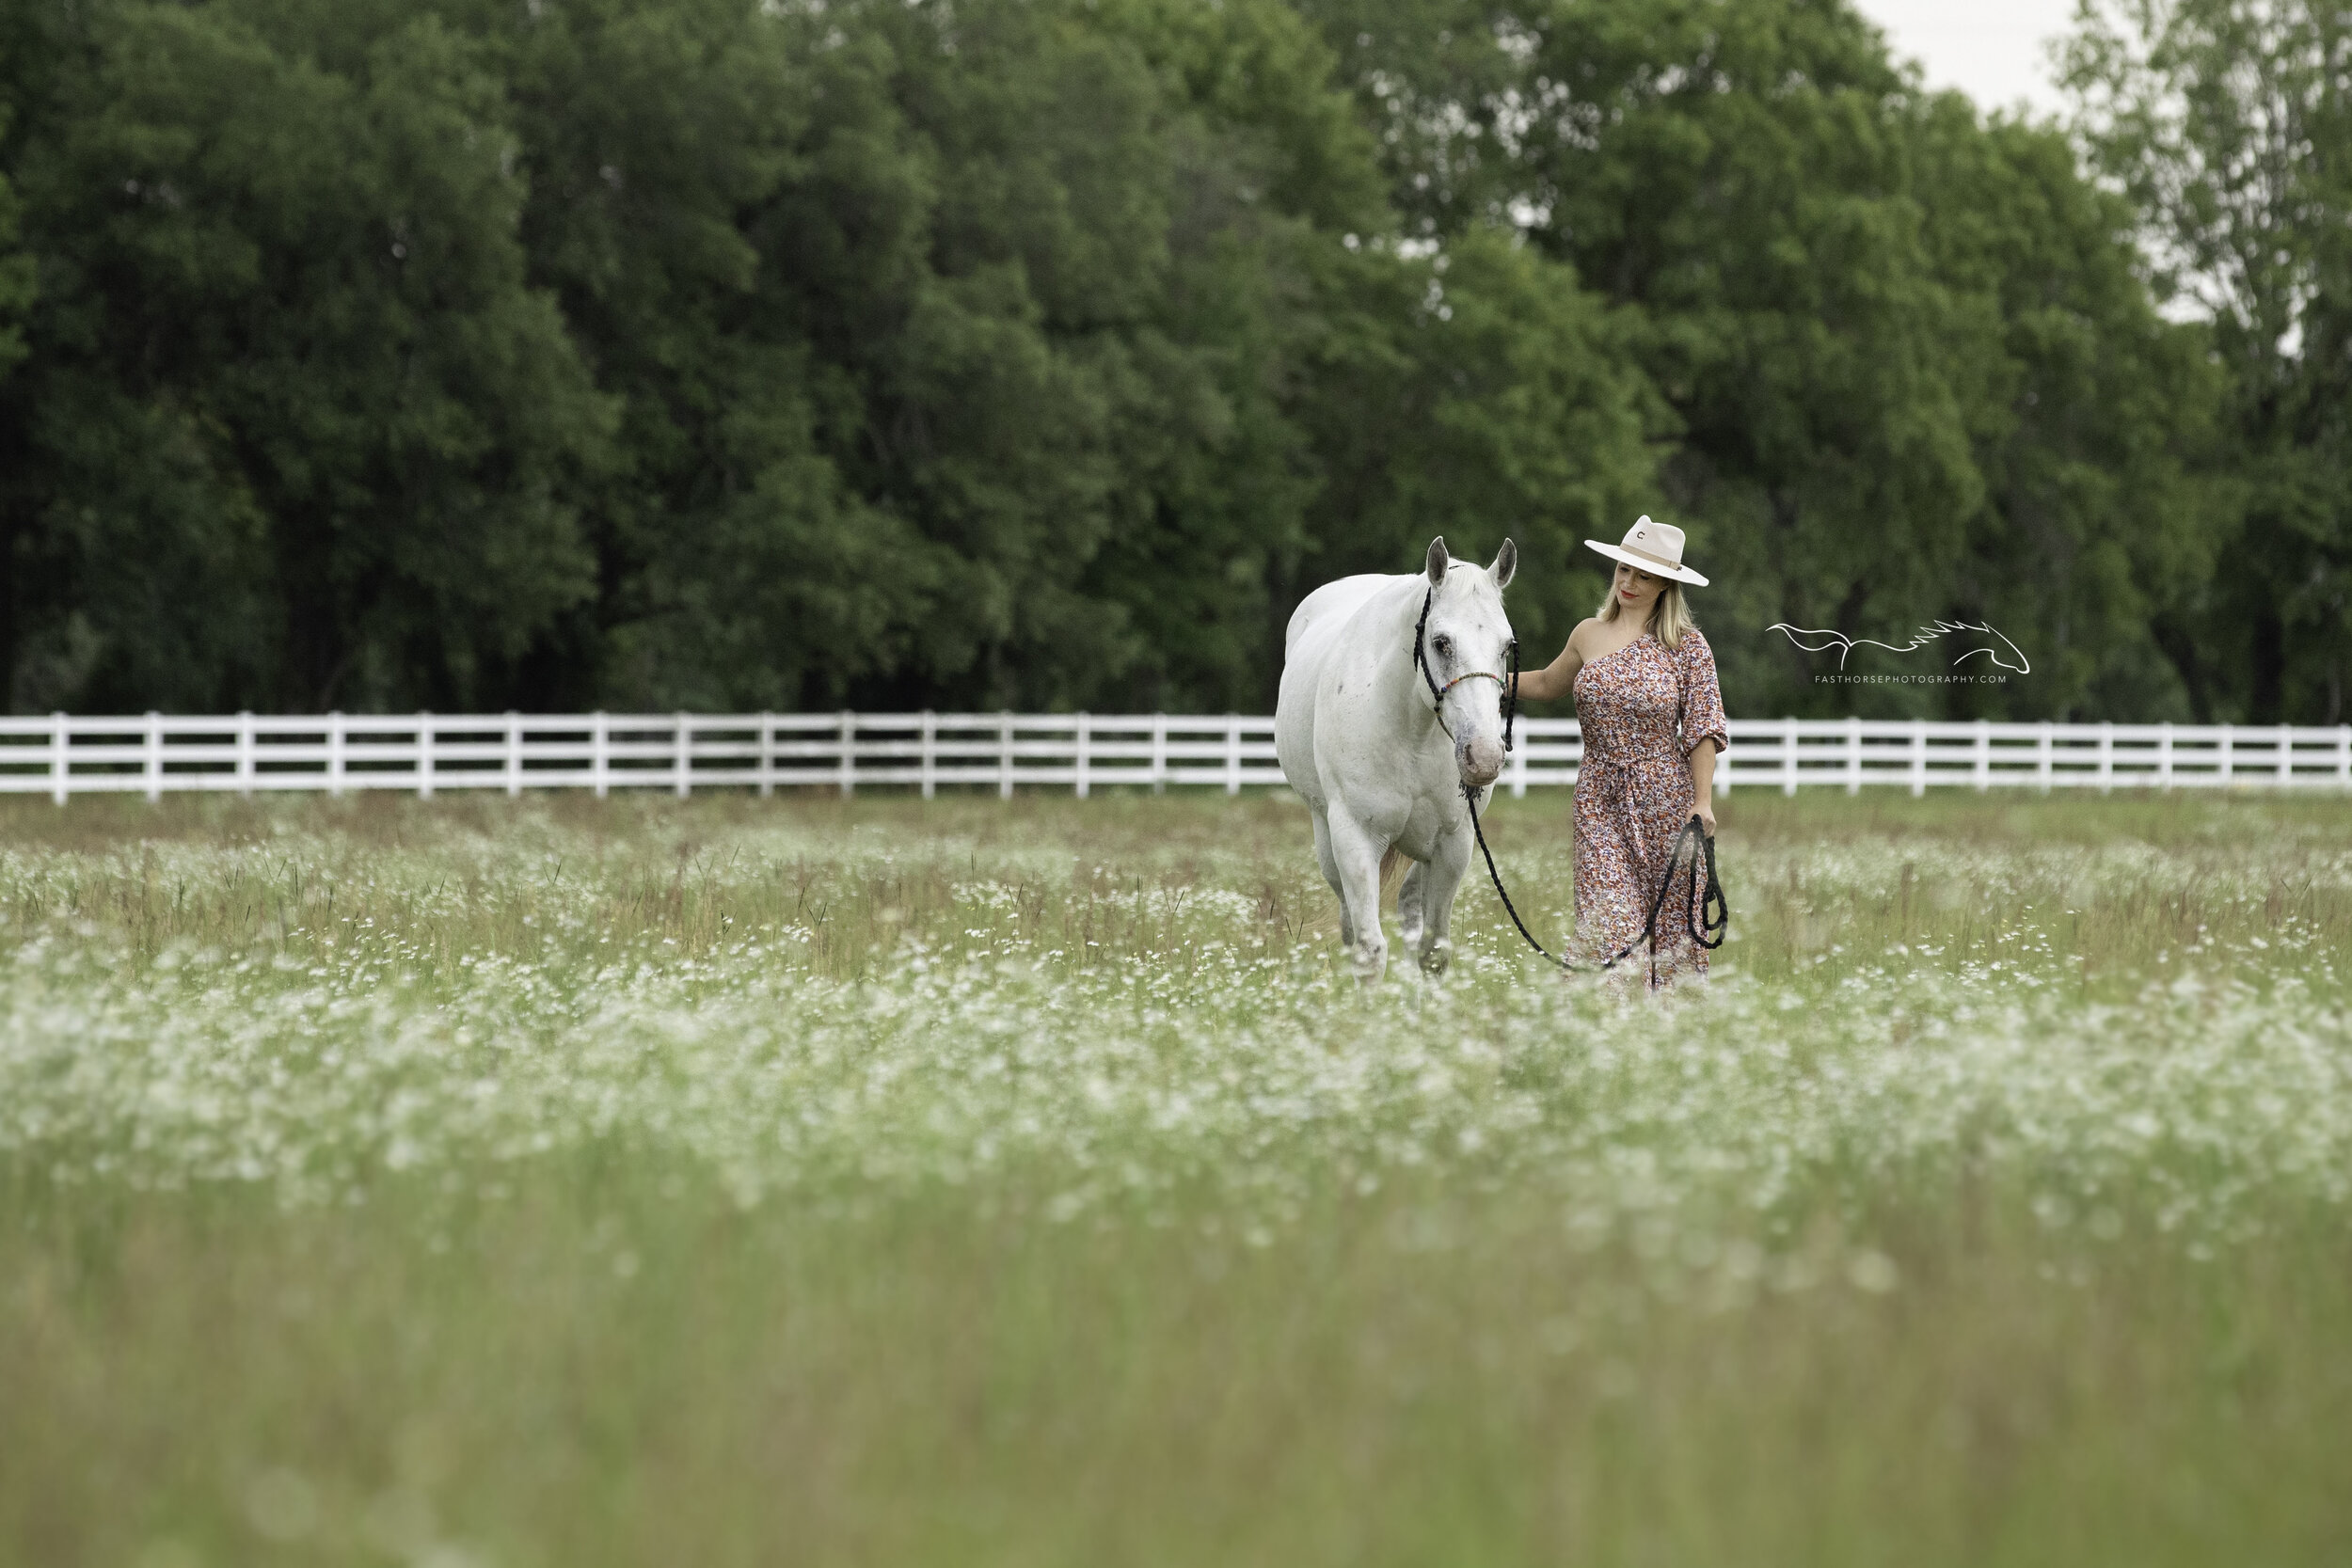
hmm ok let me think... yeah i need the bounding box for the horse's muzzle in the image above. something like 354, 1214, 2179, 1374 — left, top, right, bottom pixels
1458, 734, 1505, 790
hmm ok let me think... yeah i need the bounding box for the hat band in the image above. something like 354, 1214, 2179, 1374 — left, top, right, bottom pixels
1617, 540, 1685, 574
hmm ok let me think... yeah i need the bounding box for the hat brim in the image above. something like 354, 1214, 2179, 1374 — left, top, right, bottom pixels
1584, 538, 1708, 587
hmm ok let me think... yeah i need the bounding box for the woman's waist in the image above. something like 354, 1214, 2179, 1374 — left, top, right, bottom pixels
1578, 745, 1687, 769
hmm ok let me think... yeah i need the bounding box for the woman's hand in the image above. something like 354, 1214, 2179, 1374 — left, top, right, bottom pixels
1695, 800, 1716, 838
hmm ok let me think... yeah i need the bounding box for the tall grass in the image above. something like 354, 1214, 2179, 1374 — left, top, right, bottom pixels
2, 787, 2347, 1566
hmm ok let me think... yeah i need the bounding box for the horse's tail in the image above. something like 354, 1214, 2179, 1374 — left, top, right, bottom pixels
1379, 846, 1409, 910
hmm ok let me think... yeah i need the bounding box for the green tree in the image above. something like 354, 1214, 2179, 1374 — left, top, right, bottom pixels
0, 116, 30, 384
492, 0, 1394, 713
1286, 226, 1663, 673
475, 0, 914, 710
1300, 0, 2230, 721
1070, 0, 1661, 708
0, 0, 2249, 721
1911, 96, 2226, 721
2063, 0, 2352, 721
0, 0, 612, 711
0, 90, 43, 693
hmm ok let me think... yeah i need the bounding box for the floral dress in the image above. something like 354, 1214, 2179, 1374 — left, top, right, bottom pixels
1570, 626, 1730, 991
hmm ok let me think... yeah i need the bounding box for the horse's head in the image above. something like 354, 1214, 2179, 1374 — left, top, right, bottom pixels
1419, 535, 1518, 791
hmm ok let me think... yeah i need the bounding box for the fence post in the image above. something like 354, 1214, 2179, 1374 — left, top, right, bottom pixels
998, 710, 1014, 800
1845, 715, 1861, 795
837, 710, 855, 799
2158, 721, 2172, 791
1909, 721, 1925, 798
417, 711, 435, 800
1225, 713, 1241, 797
2277, 721, 2293, 788
2036, 720, 2052, 794
2097, 721, 2113, 794
1152, 713, 1168, 795
919, 710, 936, 800
145, 710, 163, 804
2339, 725, 2350, 793
236, 711, 255, 800
2218, 721, 2233, 786
1973, 719, 1989, 792
50, 711, 68, 805
592, 711, 610, 799
760, 712, 777, 800
506, 711, 523, 798
327, 712, 344, 797
1782, 717, 1797, 797
1074, 711, 1090, 800
676, 711, 692, 800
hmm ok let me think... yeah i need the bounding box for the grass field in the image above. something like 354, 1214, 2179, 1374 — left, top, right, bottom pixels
4, 786, 2350, 1567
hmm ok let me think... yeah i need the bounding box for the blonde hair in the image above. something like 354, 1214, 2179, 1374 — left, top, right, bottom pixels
1596, 570, 1695, 650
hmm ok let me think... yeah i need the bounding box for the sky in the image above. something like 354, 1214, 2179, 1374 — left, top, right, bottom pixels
1848, 0, 2080, 121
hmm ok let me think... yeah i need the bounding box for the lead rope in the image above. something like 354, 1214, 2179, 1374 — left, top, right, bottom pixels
1466, 793, 1724, 986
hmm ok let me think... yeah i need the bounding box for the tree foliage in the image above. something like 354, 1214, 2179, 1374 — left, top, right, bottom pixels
0, 0, 2280, 719
2063, 0, 2352, 721
1301, 0, 2230, 720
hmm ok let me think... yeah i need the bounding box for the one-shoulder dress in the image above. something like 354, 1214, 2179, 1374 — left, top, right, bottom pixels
1570, 626, 1730, 991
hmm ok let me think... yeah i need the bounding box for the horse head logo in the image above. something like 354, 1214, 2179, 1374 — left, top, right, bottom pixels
1767, 619, 2030, 675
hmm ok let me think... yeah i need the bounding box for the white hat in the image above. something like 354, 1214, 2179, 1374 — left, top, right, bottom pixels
1584, 515, 1708, 587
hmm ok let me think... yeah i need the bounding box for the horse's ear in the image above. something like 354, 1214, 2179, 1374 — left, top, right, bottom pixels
1425, 536, 1449, 586
1490, 538, 1517, 590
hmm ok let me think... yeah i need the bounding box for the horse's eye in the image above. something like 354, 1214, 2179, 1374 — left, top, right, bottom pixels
1434, 635, 1453, 656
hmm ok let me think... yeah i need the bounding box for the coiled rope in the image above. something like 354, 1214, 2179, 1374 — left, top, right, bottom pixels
1465, 792, 1725, 990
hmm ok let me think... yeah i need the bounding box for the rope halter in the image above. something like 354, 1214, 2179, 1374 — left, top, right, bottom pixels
1435, 669, 1504, 700
1414, 585, 1520, 748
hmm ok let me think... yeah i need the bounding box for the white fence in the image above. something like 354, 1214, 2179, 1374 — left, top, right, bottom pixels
0, 712, 2347, 801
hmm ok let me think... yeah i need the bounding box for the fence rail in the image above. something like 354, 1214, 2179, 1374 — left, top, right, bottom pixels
0, 712, 2346, 801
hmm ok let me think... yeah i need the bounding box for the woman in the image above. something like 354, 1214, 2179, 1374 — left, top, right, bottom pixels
1509, 516, 1728, 992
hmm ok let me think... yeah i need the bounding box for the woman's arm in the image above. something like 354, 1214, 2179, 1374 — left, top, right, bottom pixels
1676, 629, 1729, 836
1689, 738, 1718, 836
1512, 623, 1587, 705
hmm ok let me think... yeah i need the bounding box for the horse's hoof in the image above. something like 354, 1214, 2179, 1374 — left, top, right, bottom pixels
1418, 945, 1451, 977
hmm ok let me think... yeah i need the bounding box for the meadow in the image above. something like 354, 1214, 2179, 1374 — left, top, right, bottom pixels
3, 785, 2349, 1567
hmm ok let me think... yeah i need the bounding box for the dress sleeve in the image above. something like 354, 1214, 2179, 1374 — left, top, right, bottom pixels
1675, 627, 1729, 758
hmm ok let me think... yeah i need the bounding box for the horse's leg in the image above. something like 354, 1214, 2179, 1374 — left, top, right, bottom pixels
1325, 808, 1388, 983
1414, 824, 1474, 976
1311, 809, 1353, 949
1397, 859, 1428, 955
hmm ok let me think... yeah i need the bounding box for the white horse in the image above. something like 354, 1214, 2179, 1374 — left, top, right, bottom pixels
1276, 536, 1518, 981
